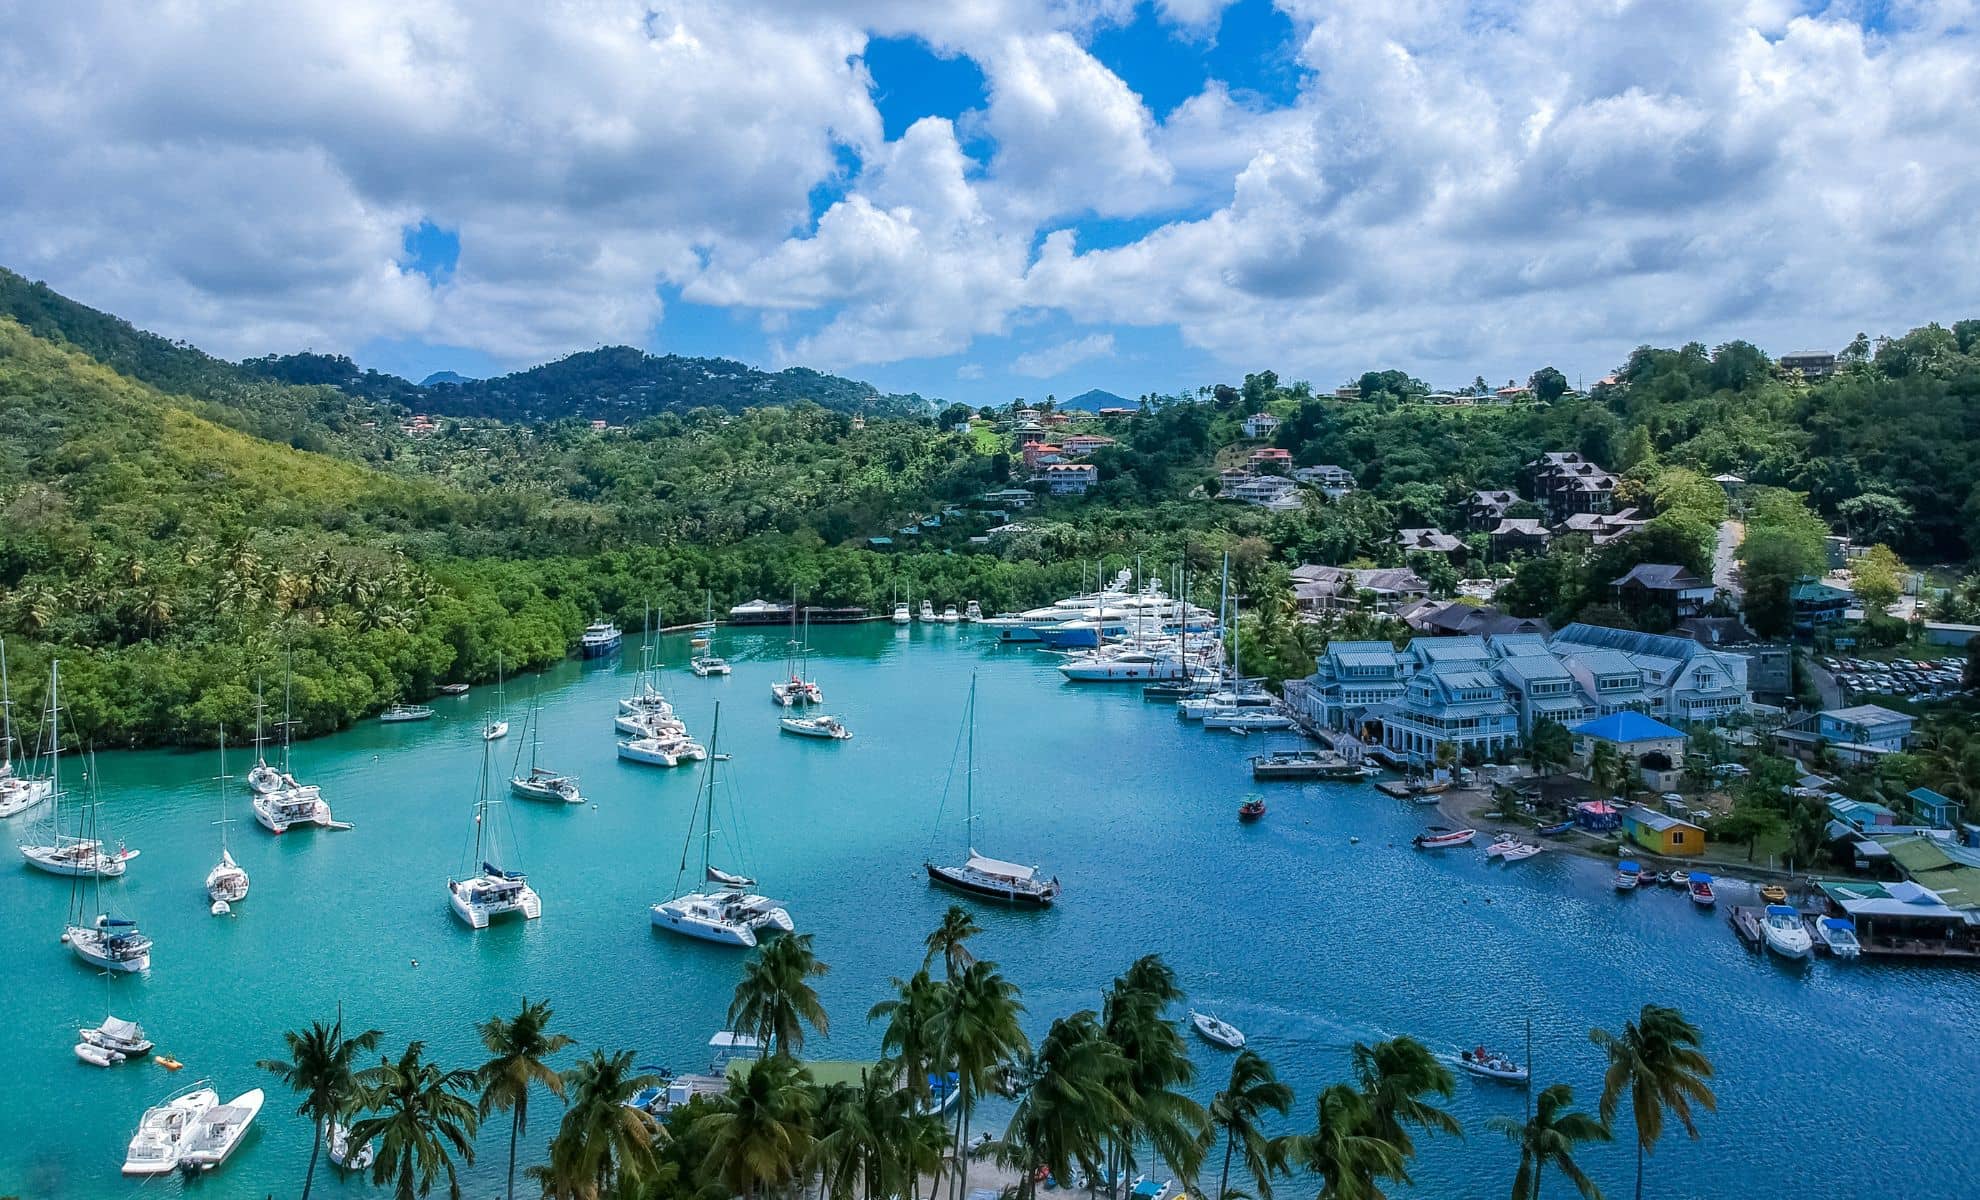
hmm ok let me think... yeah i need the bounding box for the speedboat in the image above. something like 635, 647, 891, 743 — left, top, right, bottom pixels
1237, 796, 1266, 823
379, 703, 434, 723
328, 1120, 374, 1171
691, 653, 732, 676
437, 683, 471, 696
449, 864, 542, 928
964, 601, 982, 622
892, 602, 912, 625
1058, 649, 1187, 683
1188, 1011, 1245, 1050
1687, 873, 1717, 907
82, 1015, 153, 1058
580, 620, 624, 658
123, 1085, 220, 1175
1412, 827, 1476, 850
178, 1087, 265, 1172
1615, 861, 1641, 890
1761, 905, 1813, 959
1457, 1047, 1530, 1084
941, 604, 960, 624
780, 715, 851, 740
919, 600, 936, 622
511, 767, 583, 805
1817, 917, 1862, 959
67, 914, 152, 972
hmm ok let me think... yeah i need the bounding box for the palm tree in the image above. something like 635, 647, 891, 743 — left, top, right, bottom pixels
943, 959, 1031, 1200
728, 932, 831, 1058
258, 1014, 383, 1200
1590, 1004, 1717, 1200
1349, 1036, 1460, 1180
871, 968, 949, 1108
539, 1049, 663, 1199
1488, 1083, 1611, 1200
476, 996, 575, 1200
1289, 1084, 1404, 1200
999, 1012, 1128, 1200
703, 1055, 817, 1199
1210, 1049, 1293, 1200
1100, 956, 1208, 1190
924, 905, 982, 980
350, 1041, 481, 1200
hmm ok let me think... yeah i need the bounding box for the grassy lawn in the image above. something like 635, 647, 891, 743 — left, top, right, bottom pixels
969, 425, 1005, 454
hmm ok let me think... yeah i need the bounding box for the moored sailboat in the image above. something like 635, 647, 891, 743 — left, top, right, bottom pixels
509, 701, 583, 804
925, 675, 1060, 906
650, 703, 794, 947
205, 733, 250, 910
20, 662, 140, 877
0, 638, 53, 819
64, 798, 152, 973
448, 738, 542, 929
483, 651, 510, 741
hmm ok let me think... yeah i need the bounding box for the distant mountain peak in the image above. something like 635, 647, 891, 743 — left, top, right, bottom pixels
420, 370, 473, 386
1060, 388, 1133, 411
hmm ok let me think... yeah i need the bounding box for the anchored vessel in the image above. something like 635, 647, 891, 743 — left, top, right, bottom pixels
925, 675, 1060, 906
123, 1085, 220, 1175
449, 739, 542, 928
205, 734, 250, 909
510, 701, 583, 804
650, 704, 794, 947
0, 639, 54, 819
19, 663, 140, 877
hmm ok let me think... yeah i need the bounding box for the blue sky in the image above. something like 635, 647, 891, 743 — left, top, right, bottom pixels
6, 1, 1977, 406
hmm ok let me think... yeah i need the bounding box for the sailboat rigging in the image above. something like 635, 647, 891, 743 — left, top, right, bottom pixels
649, 702, 794, 947
0, 638, 53, 819
924, 675, 1059, 906
205, 732, 250, 912
19, 662, 140, 877
448, 737, 542, 928
63, 760, 152, 973
509, 697, 583, 804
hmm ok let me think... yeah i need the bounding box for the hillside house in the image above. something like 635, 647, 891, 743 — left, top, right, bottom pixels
1242, 412, 1281, 438
1490, 518, 1552, 557
1525, 452, 1618, 521
1466, 489, 1519, 530
1040, 463, 1098, 495
1293, 464, 1356, 497
1613, 564, 1717, 622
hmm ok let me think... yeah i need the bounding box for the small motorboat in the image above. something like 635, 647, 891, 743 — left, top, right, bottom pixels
179, 1088, 264, 1172
1237, 796, 1267, 823
1817, 917, 1862, 959
437, 683, 471, 696
1668, 870, 1690, 889
1761, 904, 1812, 960
1457, 1046, 1529, 1084
1535, 820, 1574, 837
779, 715, 852, 740
625, 1085, 666, 1114
379, 703, 434, 723
1614, 861, 1641, 890
1687, 872, 1717, 907
1499, 842, 1542, 863
1189, 1011, 1245, 1050
1760, 883, 1788, 904
1413, 827, 1476, 850
77, 1041, 126, 1067
328, 1120, 374, 1171
1484, 833, 1517, 857
1652, 871, 1669, 887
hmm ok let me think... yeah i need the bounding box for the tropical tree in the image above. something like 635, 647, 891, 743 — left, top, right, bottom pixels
998, 1012, 1129, 1200
728, 932, 831, 1059
350, 1041, 481, 1200
1288, 1084, 1404, 1200
1349, 1036, 1459, 1185
1209, 1048, 1293, 1200
924, 905, 983, 980
538, 1049, 663, 1199
258, 1014, 383, 1200
476, 997, 575, 1200
871, 968, 949, 1108
1590, 1005, 1717, 1200
1487, 1082, 1611, 1200
943, 958, 1032, 1200
1100, 955, 1208, 1189
703, 1055, 817, 1199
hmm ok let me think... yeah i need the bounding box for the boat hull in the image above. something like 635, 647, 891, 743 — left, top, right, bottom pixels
649, 905, 759, 947
450, 882, 542, 929
925, 862, 1057, 906
21, 845, 131, 877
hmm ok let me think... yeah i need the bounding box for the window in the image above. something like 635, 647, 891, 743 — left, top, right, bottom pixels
1671, 832, 1686, 846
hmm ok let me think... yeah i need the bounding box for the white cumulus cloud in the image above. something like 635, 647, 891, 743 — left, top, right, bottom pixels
1013, 332, 1117, 376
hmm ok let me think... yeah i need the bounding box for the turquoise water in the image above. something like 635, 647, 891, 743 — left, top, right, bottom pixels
3, 624, 1975, 1199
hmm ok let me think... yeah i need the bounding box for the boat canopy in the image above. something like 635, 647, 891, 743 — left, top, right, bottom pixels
1617, 861, 1640, 872
707, 866, 756, 887
97, 915, 137, 928
99, 1016, 144, 1041
1689, 872, 1714, 884
1820, 917, 1857, 931
965, 851, 1037, 882
1765, 904, 1798, 917
482, 862, 525, 881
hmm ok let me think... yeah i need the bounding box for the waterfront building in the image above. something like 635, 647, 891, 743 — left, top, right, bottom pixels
1572, 711, 1688, 790
1815, 879, 1980, 959
1621, 804, 1706, 857
1549, 623, 1749, 725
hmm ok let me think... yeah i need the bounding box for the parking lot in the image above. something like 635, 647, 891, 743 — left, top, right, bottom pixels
1820, 654, 1971, 702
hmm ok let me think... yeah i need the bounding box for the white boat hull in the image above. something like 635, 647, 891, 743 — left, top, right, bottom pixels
450, 878, 542, 928
123, 1087, 220, 1176
68, 927, 150, 972
0, 776, 54, 818
511, 776, 583, 804
650, 893, 793, 947
252, 790, 331, 834
21, 841, 134, 877
180, 1088, 264, 1172
483, 721, 510, 741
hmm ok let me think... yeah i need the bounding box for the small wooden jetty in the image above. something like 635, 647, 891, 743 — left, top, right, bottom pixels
1728, 905, 1765, 949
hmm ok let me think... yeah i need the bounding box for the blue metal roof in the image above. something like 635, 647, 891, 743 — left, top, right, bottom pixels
1570, 710, 1684, 742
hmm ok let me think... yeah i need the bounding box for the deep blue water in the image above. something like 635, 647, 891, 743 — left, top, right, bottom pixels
2, 624, 1974, 1199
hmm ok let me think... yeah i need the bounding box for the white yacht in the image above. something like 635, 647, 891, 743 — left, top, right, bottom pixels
123, 1085, 221, 1175
205, 735, 250, 909
328, 1120, 374, 1171
618, 736, 681, 767
1201, 707, 1294, 732
892, 600, 912, 624
690, 651, 732, 676
1817, 917, 1861, 959
941, 603, 960, 623
20, 663, 141, 877
178, 1087, 265, 1172
0, 639, 54, 819
252, 781, 332, 834
68, 914, 153, 973
964, 600, 982, 622
245, 683, 283, 796
579, 619, 624, 658
449, 739, 542, 929
510, 703, 582, 804
651, 704, 793, 947
616, 707, 685, 737
1761, 904, 1813, 960
1057, 648, 1188, 682
919, 599, 936, 622
483, 652, 510, 741
779, 714, 851, 740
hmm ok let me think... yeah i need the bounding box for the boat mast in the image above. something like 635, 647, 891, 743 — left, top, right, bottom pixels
252, 678, 268, 769
280, 649, 296, 776
47, 660, 63, 826
473, 737, 491, 867
700, 703, 723, 883
0, 638, 13, 772
963, 675, 976, 856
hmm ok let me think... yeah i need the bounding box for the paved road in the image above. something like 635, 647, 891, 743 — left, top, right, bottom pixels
1804, 651, 1846, 710
1713, 519, 1744, 599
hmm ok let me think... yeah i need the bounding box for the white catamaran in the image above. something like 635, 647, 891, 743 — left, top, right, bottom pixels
449, 737, 542, 929
650, 703, 793, 947
205, 733, 250, 911
20, 662, 141, 877
0, 639, 54, 819
925, 676, 1059, 907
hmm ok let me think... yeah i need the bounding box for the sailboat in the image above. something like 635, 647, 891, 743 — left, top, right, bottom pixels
510, 700, 583, 804
0, 639, 54, 819
925, 676, 1060, 906
483, 652, 510, 741
64, 796, 153, 972
691, 594, 732, 676
448, 737, 542, 929
770, 590, 823, 705
205, 733, 250, 912
251, 677, 334, 835
244, 681, 283, 796
20, 662, 140, 877
650, 703, 794, 947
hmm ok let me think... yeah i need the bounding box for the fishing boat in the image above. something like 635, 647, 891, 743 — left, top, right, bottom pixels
964, 601, 982, 622
483, 652, 510, 741
1687, 872, 1717, 907
580, 619, 624, 658
1761, 904, 1812, 959
20, 664, 141, 877
919, 599, 936, 622
1614, 860, 1641, 890
1457, 1046, 1530, 1084
509, 703, 583, 804
1412, 827, 1476, 850
82, 1014, 153, 1059
780, 714, 851, 740
651, 704, 795, 947
1760, 883, 1788, 904
1237, 796, 1266, 822
1534, 819, 1575, 837
379, 703, 434, 723
178, 1087, 265, 1172
1188, 1011, 1245, 1050
1817, 917, 1862, 959
941, 604, 960, 624
328, 1120, 374, 1171
205, 735, 249, 908
925, 676, 1061, 907
1485, 833, 1517, 857
448, 739, 542, 928
0, 639, 54, 820
122, 1084, 220, 1175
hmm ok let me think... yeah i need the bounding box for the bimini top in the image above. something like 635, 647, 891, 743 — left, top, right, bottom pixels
1617, 861, 1640, 873
1765, 904, 1798, 918
965, 852, 1037, 883
99, 1016, 144, 1042
1688, 872, 1714, 885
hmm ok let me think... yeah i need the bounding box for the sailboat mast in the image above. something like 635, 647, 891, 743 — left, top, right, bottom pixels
217, 730, 231, 853
47, 660, 62, 817
701, 703, 722, 879
0, 638, 13, 769
473, 738, 490, 865
964, 676, 976, 854
280, 651, 295, 775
